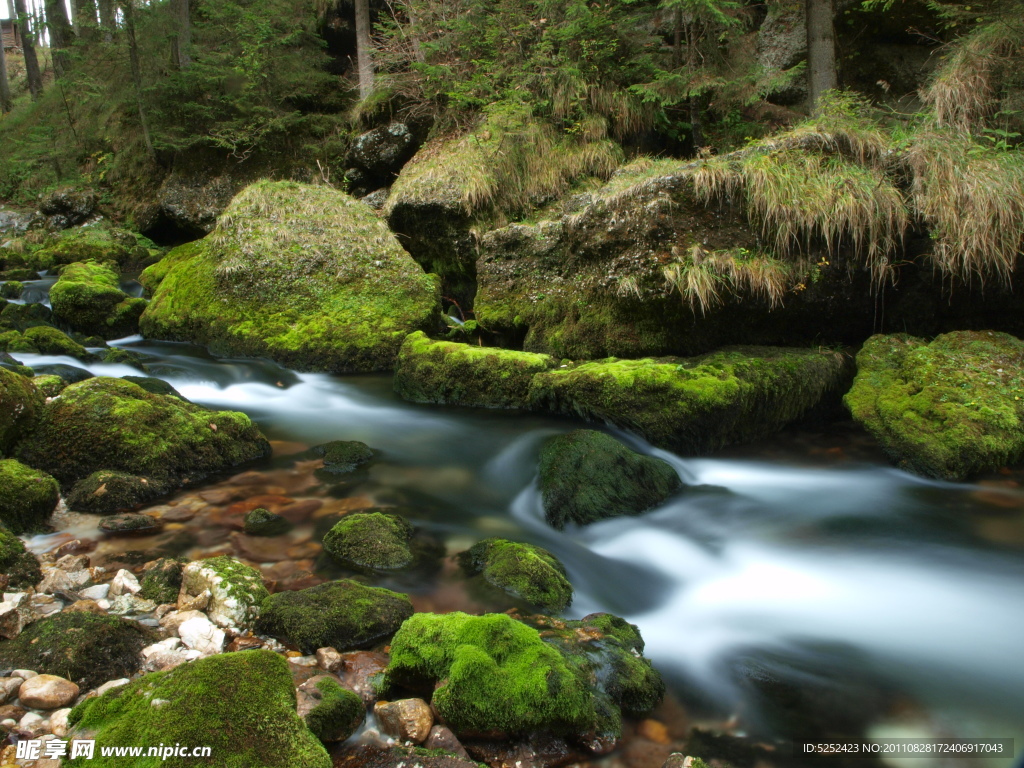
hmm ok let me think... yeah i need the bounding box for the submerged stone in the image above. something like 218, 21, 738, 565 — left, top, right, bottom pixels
0, 459, 59, 534
140, 181, 439, 373
538, 430, 680, 529
243, 507, 293, 537
394, 331, 557, 409
313, 440, 374, 475
846, 331, 1024, 480
458, 538, 573, 612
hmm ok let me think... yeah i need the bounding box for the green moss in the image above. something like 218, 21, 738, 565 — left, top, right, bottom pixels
19, 325, 96, 361
0, 367, 42, 455
322, 511, 414, 572
139, 558, 186, 604
256, 579, 413, 654
529, 348, 851, 453
50, 261, 146, 339
16, 376, 269, 489
394, 331, 557, 409
0, 611, 149, 688
0, 459, 60, 533
0, 301, 52, 332
537, 430, 680, 529
30, 226, 135, 272
304, 677, 365, 743
458, 538, 573, 612
32, 373, 67, 397
0, 281, 23, 299
0, 526, 42, 588
140, 181, 440, 373
138, 241, 202, 295
313, 440, 374, 475
244, 507, 292, 536
67, 470, 167, 515
183, 556, 270, 629
66, 650, 331, 768
845, 331, 1024, 480
121, 375, 186, 400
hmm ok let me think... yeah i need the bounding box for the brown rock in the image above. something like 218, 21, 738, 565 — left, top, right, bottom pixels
425, 725, 470, 760
229, 532, 291, 562
198, 488, 236, 505
18, 674, 80, 709
316, 647, 343, 673
56, 554, 91, 571
53, 539, 97, 557
162, 507, 198, 522
0, 704, 27, 721
332, 744, 478, 768
464, 735, 585, 768
278, 499, 322, 524
622, 737, 673, 768
638, 719, 671, 745
64, 599, 105, 614
285, 541, 321, 560
226, 636, 264, 653
374, 698, 433, 744
337, 651, 389, 704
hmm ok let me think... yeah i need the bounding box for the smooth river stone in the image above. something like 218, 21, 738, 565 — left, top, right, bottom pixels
18, 675, 80, 710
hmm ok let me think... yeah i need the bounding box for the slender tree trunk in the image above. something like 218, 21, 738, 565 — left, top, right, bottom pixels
406, 2, 425, 64
120, 1, 156, 162
0, 33, 12, 113
75, 0, 99, 42
806, 0, 837, 113
98, 0, 114, 42
355, 0, 374, 98
13, 0, 42, 98
673, 7, 682, 69
172, 0, 190, 70
44, 0, 75, 78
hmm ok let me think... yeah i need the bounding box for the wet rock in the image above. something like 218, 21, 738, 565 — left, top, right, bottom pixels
335, 651, 390, 705
226, 635, 264, 653
458, 538, 573, 612
278, 499, 323, 524
333, 744, 479, 768
256, 579, 412, 654
138, 557, 185, 604
37, 565, 91, 594
141, 637, 200, 671
374, 698, 433, 744
0, 703, 26, 722
107, 594, 157, 615
66, 471, 165, 515
108, 568, 141, 597
538, 430, 681, 529
298, 674, 365, 743
0, 528, 42, 589
99, 513, 163, 535
64, 599, 105, 614
78, 583, 109, 601
179, 556, 269, 630
314, 440, 374, 476
38, 188, 98, 229
322, 510, 414, 572
0, 601, 27, 639
48, 707, 71, 737
0, 459, 58, 535
425, 724, 471, 759
316, 647, 343, 673
243, 507, 293, 536
49, 261, 146, 339
18, 674, 79, 709
463, 734, 586, 768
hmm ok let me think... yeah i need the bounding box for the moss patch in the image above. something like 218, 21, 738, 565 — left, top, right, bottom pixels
16, 376, 269, 489
0, 459, 60, 533
322, 511, 414, 572
67, 471, 167, 515
845, 331, 1024, 480
32, 374, 67, 397
139, 558, 186, 605
256, 579, 413, 654
313, 440, 374, 475
0, 611, 149, 688
0, 367, 42, 455
529, 347, 851, 454
394, 331, 556, 409
538, 430, 680, 529
458, 538, 573, 612
66, 650, 331, 768
29, 226, 137, 273
305, 677, 364, 743
244, 507, 292, 537
50, 261, 146, 340
0, 526, 43, 588
140, 181, 440, 373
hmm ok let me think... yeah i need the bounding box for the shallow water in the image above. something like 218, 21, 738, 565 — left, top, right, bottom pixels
9, 333, 1024, 766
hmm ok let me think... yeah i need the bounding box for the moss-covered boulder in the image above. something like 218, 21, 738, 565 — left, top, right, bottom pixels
538, 430, 680, 529
0, 526, 42, 588
394, 331, 557, 409
139, 558, 186, 605
0, 281, 23, 299
303, 676, 365, 743
244, 507, 292, 537
322, 511, 414, 572
845, 331, 1024, 480
0, 300, 51, 332
66, 470, 166, 515
49, 261, 147, 339
0, 611, 149, 688
140, 181, 439, 373
0, 367, 42, 455
32, 373, 67, 397
181, 556, 269, 630
313, 440, 374, 476
4, 325, 97, 361
16, 376, 269, 489
378, 611, 663, 741
122, 375, 186, 400
458, 538, 573, 612
529, 348, 851, 454
29, 226, 138, 272
0, 459, 60, 533
66, 650, 331, 768
256, 579, 413, 654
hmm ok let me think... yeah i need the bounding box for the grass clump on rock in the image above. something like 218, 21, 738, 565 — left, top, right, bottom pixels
49, 262, 147, 339
0, 611, 149, 688
846, 331, 1024, 480
0, 459, 59, 533
140, 181, 440, 373
0, 526, 43, 588
538, 430, 680, 529
256, 579, 413, 654
458, 538, 573, 612
66, 650, 331, 768
394, 331, 557, 409
322, 510, 414, 572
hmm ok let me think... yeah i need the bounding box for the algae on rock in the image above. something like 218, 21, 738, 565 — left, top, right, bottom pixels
846, 331, 1024, 480
458, 538, 573, 612
49, 261, 147, 339
140, 181, 439, 373
394, 331, 556, 409
180, 556, 269, 630
322, 511, 415, 572
0, 459, 60, 533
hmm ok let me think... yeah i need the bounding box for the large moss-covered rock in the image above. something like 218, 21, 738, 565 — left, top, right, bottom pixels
458, 538, 573, 612
378, 611, 663, 741
394, 331, 557, 408
50, 261, 146, 339
529, 347, 850, 454
538, 430, 680, 529
0, 611, 149, 688
180, 556, 269, 630
256, 579, 413, 654
0, 367, 42, 455
0, 459, 59, 533
66, 650, 331, 768
16, 376, 269, 489
140, 181, 439, 373
0, 300, 51, 332
66, 470, 166, 515
322, 511, 414, 572
3, 324, 97, 361
845, 331, 1024, 480
28, 226, 139, 272
0, 526, 42, 588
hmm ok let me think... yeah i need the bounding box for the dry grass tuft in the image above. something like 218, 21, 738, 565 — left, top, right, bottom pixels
664, 246, 792, 314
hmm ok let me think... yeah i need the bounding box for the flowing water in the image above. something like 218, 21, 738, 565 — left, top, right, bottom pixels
5, 289, 1024, 766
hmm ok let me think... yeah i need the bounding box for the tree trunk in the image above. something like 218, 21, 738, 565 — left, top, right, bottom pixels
0, 32, 12, 113
406, 2, 425, 64
75, 0, 99, 42
13, 0, 43, 99
44, 0, 76, 78
98, 0, 114, 42
355, 0, 374, 98
806, 0, 837, 113
172, 0, 191, 70
120, 1, 156, 162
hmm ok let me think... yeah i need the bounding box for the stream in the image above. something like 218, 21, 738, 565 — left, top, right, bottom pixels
5, 276, 1024, 766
